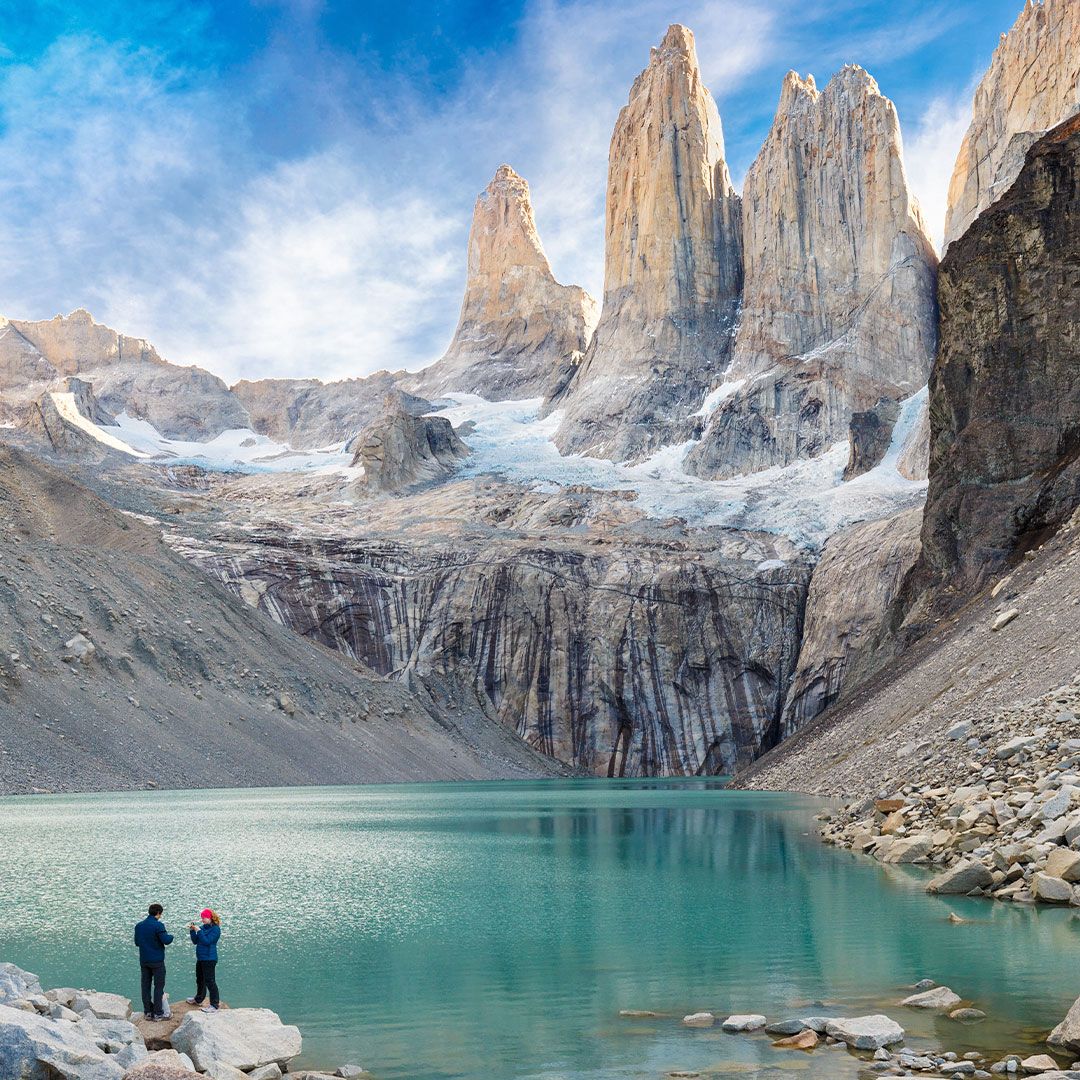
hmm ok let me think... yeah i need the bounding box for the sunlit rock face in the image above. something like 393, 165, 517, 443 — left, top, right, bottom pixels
686, 66, 937, 481
550, 24, 743, 462
943, 0, 1080, 250
407, 165, 598, 402
0, 309, 247, 441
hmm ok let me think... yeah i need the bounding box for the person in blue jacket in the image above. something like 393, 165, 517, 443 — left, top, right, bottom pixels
134, 903, 174, 1020
186, 908, 222, 1012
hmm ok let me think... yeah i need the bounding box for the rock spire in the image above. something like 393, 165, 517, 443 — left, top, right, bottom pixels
408, 164, 597, 401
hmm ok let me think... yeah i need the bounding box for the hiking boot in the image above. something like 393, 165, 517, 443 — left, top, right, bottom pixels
201, 1005, 218, 1013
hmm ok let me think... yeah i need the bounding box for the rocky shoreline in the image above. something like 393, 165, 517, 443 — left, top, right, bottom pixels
0, 962, 363, 1080
816, 681, 1080, 907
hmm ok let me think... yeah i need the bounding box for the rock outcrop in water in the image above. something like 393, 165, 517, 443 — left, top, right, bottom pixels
550, 24, 742, 461
943, 0, 1080, 249
921, 115, 1080, 592
407, 165, 598, 402
351, 400, 470, 492
686, 66, 937, 480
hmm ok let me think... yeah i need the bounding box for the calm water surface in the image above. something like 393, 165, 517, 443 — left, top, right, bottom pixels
2, 779, 1080, 1079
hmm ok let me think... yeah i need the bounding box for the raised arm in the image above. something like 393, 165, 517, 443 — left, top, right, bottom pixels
158, 924, 174, 946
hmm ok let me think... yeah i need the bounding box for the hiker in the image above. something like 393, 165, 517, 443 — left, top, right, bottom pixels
134, 902, 174, 1021
187, 908, 222, 1012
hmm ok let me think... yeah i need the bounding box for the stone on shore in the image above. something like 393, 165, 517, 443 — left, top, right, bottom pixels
1048, 994, 1080, 1052
122, 1066, 197, 1080
203, 1061, 247, 1080
926, 860, 994, 894
0, 1002, 125, 1079
0, 964, 43, 1005
73, 992, 132, 1021
1045, 849, 1080, 882
247, 1064, 283, 1080
1020, 1054, 1061, 1073
824, 1014, 905, 1049
1031, 873, 1073, 903
721, 1014, 766, 1032
169, 1008, 301, 1071
901, 986, 962, 1009
882, 834, 933, 863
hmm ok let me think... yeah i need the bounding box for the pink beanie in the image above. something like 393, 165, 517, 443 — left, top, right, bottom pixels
200, 909, 214, 920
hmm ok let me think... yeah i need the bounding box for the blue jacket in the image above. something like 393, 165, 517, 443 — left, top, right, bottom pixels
134, 916, 173, 964
190, 923, 221, 961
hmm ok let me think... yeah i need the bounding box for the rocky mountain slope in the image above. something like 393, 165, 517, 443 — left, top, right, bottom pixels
944, 0, 1080, 249
0, 445, 561, 795
549, 25, 743, 461
405, 165, 598, 402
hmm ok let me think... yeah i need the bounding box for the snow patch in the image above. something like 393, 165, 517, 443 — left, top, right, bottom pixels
50, 393, 152, 458
691, 379, 746, 418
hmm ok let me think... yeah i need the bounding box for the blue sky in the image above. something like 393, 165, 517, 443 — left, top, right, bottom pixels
0, 0, 1026, 383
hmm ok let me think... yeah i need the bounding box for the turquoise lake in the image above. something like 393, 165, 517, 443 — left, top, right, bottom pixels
2, 779, 1080, 1078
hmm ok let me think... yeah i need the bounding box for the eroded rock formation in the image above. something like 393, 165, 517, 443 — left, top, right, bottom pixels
944, 0, 1080, 249
687, 66, 936, 480
351, 401, 470, 492
780, 508, 922, 732
407, 165, 597, 402
551, 24, 743, 461
921, 115, 1080, 591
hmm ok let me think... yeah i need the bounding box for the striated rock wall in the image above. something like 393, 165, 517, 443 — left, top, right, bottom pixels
687, 66, 936, 481
181, 519, 810, 777
921, 115, 1080, 592
944, 0, 1080, 249
551, 25, 743, 461
407, 165, 598, 402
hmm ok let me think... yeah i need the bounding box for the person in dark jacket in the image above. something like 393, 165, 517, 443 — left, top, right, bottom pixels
186, 908, 222, 1012
134, 903, 174, 1020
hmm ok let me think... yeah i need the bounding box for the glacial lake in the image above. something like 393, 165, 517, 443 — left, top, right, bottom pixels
2, 780, 1080, 1079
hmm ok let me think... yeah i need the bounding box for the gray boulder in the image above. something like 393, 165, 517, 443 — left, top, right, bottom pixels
169, 1009, 301, 1071
0, 965, 43, 1006
0, 1002, 125, 1079
901, 986, 962, 1009
78, 1017, 142, 1053
721, 1014, 766, 1031
1048, 994, 1080, 1052
824, 1014, 905, 1049
72, 993, 131, 1022
926, 860, 994, 894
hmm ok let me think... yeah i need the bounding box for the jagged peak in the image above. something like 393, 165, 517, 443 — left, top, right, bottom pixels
490, 163, 526, 189
631, 24, 704, 100
654, 23, 695, 58
826, 63, 882, 98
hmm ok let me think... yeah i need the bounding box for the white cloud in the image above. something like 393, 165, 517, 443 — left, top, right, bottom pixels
903, 86, 975, 253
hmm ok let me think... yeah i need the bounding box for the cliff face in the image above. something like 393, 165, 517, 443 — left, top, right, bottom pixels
171, 481, 810, 778
551, 25, 743, 461
944, 0, 1080, 249
408, 165, 598, 402
921, 114, 1080, 591
686, 67, 936, 480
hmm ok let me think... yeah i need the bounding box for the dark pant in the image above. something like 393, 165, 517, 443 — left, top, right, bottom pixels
194, 959, 219, 1008
140, 962, 166, 1017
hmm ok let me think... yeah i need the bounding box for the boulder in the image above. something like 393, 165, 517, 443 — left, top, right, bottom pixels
247, 1065, 283, 1080
926, 860, 994, 894
764, 1019, 808, 1036
950, 1008, 987, 1022
882, 835, 933, 864
122, 1065, 196, 1080
1046, 849, 1080, 882
72, 993, 132, 1022
0, 965, 43, 1006
78, 1016, 142, 1052
1031, 873, 1074, 903
1048, 994, 1080, 1052
203, 1062, 247, 1080
0, 1002, 125, 1079
721, 1014, 766, 1032
1021, 1054, 1061, 1074
169, 1009, 301, 1071
824, 1014, 905, 1049
773, 1029, 818, 1050
901, 986, 962, 1009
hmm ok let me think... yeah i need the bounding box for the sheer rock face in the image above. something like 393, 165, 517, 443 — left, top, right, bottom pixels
232, 374, 430, 451
780, 507, 922, 732
407, 165, 598, 402
921, 115, 1080, 592
687, 67, 937, 480
25, 378, 115, 456
551, 24, 743, 461
0, 310, 247, 441
944, 0, 1080, 250
351, 402, 470, 492
183, 506, 810, 777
